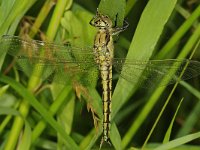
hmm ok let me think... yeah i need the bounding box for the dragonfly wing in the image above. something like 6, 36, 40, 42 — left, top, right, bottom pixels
1, 35, 99, 86
1, 35, 95, 59
113, 59, 200, 88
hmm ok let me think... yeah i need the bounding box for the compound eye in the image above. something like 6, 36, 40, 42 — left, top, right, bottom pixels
94, 19, 101, 25
105, 21, 110, 26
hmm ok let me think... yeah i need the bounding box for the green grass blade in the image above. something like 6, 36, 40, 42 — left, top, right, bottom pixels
0, 0, 35, 69
3, 0, 70, 149
154, 131, 200, 150
110, 123, 122, 150
108, 0, 178, 147
121, 16, 200, 149
177, 100, 200, 138
113, 0, 178, 121
0, 0, 36, 35
98, 0, 126, 26
80, 128, 101, 150
0, 107, 31, 150
31, 85, 74, 142
57, 97, 75, 149
0, 74, 79, 150
125, 0, 137, 16
0, 100, 19, 135
176, 81, 200, 138
142, 84, 181, 148
156, 4, 200, 59
163, 98, 183, 143
29, 0, 58, 38
17, 120, 32, 150
180, 81, 200, 98
46, 0, 71, 40
78, 88, 102, 149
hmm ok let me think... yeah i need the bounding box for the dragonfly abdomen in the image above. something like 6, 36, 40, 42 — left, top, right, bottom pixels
100, 65, 112, 143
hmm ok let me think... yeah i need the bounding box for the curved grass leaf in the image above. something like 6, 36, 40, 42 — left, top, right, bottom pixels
156, 4, 200, 59
0, 0, 35, 69
122, 23, 200, 148
2, 1, 71, 149
104, 0, 179, 147
113, 0, 178, 121
0, 107, 31, 150
98, 0, 126, 26
154, 131, 200, 150
31, 85, 74, 143
163, 98, 183, 143
0, 0, 36, 35
176, 81, 200, 138
0, 74, 79, 150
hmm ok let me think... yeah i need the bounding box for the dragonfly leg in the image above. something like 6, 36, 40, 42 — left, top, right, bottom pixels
100, 136, 111, 149
112, 19, 129, 35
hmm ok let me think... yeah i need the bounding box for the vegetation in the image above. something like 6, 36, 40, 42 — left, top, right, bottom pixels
0, 0, 200, 149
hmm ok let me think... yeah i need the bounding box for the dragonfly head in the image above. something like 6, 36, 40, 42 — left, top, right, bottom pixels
90, 9, 113, 29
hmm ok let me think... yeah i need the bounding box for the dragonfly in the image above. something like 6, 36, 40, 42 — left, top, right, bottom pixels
1, 11, 200, 147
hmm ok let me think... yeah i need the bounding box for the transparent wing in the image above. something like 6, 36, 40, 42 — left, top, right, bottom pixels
113, 58, 200, 88
1, 35, 99, 86
2, 35, 200, 88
